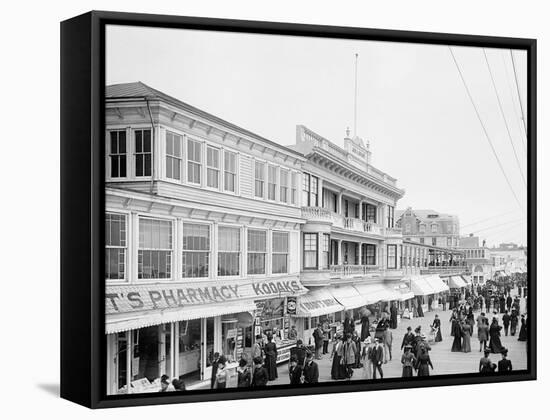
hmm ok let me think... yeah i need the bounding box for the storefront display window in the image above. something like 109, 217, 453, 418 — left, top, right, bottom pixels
222, 318, 238, 363
178, 319, 201, 377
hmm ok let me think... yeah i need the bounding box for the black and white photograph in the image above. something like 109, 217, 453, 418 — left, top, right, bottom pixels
103, 22, 531, 396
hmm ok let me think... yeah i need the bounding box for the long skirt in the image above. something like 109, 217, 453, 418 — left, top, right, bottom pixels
417, 363, 430, 376
489, 335, 505, 353
402, 366, 413, 377
518, 325, 527, 341
362, 361, 373, 380
331, 355, 347, 380
265, 355, 278, 380
435, 329, 443, 342
451, 336, 462, 352
462, 333, 471, 353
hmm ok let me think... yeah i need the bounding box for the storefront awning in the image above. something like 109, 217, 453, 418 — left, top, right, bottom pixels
106, 300, 258, 334
449, 275, 467, 288
354, 283, 398, 304
462, 275, 472, 284
328, 285, 365, 310
297, 288, 344, 317
425, 275, 450, 294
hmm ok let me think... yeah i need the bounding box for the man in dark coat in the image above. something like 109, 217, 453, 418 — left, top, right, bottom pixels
312, 324, 324, 360
251, 357, 268, 387
288, 356, 303, 385
390, 303, 398, 329
498, 350, 513, 373
343, 312, 355, 335
370, 338, 384, 379
506, 295, 513, 311
302, 351, 319, 384
510, 311, 519, 336
360, 311, 371, 341
401, 326, 415, 350
210, 352, 220, 389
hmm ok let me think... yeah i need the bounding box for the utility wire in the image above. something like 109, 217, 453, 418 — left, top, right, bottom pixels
460, 209, 518, 229
479, 221, 525, 240
501, 51, 527, 155
483, 49, 526, 186
510, 50, 528, 138
468, 218, 525, 234
448, 46, 525, 214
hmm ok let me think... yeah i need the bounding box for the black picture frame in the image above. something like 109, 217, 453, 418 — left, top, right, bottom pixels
60, 10, 537, 409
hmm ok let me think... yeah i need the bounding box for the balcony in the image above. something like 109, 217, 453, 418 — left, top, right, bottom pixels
330, 264, 382, 278
420, 266, 469, 276
301, 207, 383, 237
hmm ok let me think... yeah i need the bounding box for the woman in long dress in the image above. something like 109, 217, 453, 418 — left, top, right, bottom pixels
415, 346, 433, 376
401, 345, 416, 377
451, 318, 462, 352
361, 337, 373, 379
461, 321, 472, 353
518, 315, 528, 341
432, 315, 443, 342
488, 319, 505, 353
479, 349, 496, 374
264, 335, 278, 381
330, 335, 346, 380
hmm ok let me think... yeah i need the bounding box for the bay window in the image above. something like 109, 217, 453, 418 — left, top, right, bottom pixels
187, 139, 202, 184
138, 218, 172, 279
321, 233, 330, 269
182, 223, 210, 278
303, 233, 318, 269
272, 231, 289, 274
165, 131, 182, 180
135, 129, 152, 177
105, 213, 126, 280
247, 229, 266, 275
218, 226, 240, 276
224, 150, 236, 192
109, 130, 127, 178
206, 146, 220, 188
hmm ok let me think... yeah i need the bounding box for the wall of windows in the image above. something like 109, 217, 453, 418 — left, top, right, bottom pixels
106, 213, 127, 280
182, 223, 210, 278
272, 232, 289, 274
138, 217, 173, 279
247, 229, 267, 275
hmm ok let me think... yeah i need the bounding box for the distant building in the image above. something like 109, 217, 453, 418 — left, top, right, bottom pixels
490, 242, 527, 275
396, 207, 460, 248
459, 234, 492, 285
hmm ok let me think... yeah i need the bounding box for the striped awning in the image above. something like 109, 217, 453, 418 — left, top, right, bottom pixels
410, 275, 449, 296
354, 283, 398, 304
449, 275, 468, 288
328, 285, 365, 310
425, 275, 450, 294
297, 288, 344, 317
106, 300, 257, 334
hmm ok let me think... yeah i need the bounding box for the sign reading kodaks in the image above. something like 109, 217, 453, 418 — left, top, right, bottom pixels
106, 278, 307, 314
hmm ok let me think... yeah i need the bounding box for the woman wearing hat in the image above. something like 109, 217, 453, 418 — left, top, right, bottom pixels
415, 344, 433, 376
401, 345, 416, 378
497, 349, 512, 373
488, 318, 505, 353
479, 349, 496, 373
330, 334, 346, 380
361, 336, 373, 380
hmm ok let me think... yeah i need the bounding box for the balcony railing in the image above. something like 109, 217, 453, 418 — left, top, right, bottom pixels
330, 264, 381, 277
420, 266, 468, 275
302, 207, 383, 236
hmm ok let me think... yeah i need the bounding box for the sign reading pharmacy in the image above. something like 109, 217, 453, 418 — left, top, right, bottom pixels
106, 278, 307, 315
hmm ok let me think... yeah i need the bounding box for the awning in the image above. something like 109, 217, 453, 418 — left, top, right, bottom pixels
106, 300, 257, 334
462, 275, 472, 284
297, 288, 344, 317
425, 275, 450, 294
393, 281, 415, 301
410, 275, 449, 296
449, 275, 467, 288
354, 283, 398, 304
328, 285, 365, 310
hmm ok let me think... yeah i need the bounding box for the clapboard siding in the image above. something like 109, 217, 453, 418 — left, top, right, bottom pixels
239, 154, 253, 198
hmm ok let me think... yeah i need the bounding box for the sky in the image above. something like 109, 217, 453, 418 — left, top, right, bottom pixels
106, 25, 528, 248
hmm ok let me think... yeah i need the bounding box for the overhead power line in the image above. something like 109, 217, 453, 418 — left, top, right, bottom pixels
510, 50, 528, 138
448, 46, 525, 214
502, 51, 527, 155
467, 217, 525, 234
460, 209, 518, 229
483, 49, 526, 186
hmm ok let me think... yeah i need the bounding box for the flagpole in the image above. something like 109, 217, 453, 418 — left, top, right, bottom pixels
354, 53, 358, 137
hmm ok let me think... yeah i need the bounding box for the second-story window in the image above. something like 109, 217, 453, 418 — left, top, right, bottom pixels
182, 223, 210, 278
291, 172, 297, 205
135, 129, 152, 177
247, 229, 266, 275
365, 204, 377, 223
272, 231, 289, 274
218, 226, 241, 276
206, 146, 220, 188
302, 173, 318, 206
255, 161, 265, 198
109, 131, 127, 178
431, 224, 438, 233
303, 233, 318, 269
280, 169, 289, 203
432, 237, 437, 246
447, 237, 452, 247
187, 139, 202, 184
364, 244, 376, 265
310, 176, 318, 206
105, 212, 127, 280
321, 233, 330, 269
267, 165, 277, 200
386, 205, 395, 228
419, 224, 426, 233
387, 244, 397, 269
420, 237, 425, 244
405, 223, 411, 234
165, 131, 182, 180
224, 151, 236, 192
138, 217, 172, 279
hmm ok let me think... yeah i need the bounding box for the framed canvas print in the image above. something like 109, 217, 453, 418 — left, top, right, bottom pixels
60, 11, 536, 409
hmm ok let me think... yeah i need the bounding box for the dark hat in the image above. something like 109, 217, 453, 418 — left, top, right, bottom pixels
305, 350, 313, 358
501, 348, 508, 356
414, 326, 421, 333
404, 344, 413, 350
296, 339, 303, 345
253, 356, 263, 365
484, 349, 491, 355
406, 326, 412, 331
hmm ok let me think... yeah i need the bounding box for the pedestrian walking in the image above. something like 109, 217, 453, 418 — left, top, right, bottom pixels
264, 334, 278, 381
488, 318, 505, 353
302, 351, 319, 384
312, 324, 324, 360
370, 338, 384, 379
401, 345, 416, 378
461, 321, 472, 353
251, 357, 268, 387
383, 328, 393, 362
390, 302, 398, 329
361, 337, 373, 380
502, 311, 511, 336
343, 311, 355, 335
322, 319, 331, 355
498, 349, 513, 373
432, 315, 442, 343
252, 335, 264, 363
518, 314, 528, 341
506, 295, 513, 312
451, 317, 462, 352
341, 333, 357, 379
360, 309, 371, 341
415, 344, 433, 376
401, 326, 415, 350
478, 318, 489, 352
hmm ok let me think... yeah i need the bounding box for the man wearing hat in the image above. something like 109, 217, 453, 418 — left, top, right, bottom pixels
302, 351, 319, 384
497, 349, 512, 373
369, 338, 384, 379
